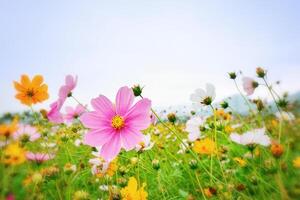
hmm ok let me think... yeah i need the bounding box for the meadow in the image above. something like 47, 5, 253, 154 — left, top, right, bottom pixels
0, 67, 299, 200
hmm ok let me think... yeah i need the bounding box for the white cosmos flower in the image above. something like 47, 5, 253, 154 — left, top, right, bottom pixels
185, 116, 206, 142
230, 128, 271, 146
275, 111, 295, 121
190, 83, 216, 105
135, 134, 154, 152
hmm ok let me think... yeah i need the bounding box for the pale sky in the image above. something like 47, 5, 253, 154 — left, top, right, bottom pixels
0, 0, 299, 113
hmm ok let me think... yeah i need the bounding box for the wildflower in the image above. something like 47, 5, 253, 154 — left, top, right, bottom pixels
204, 187, 217, 198
3, 143, 26, 165
73, 190, 89, 200
275, 111, 295, 121
293, 157, 300, 168
256, 67, 266, 78
270, 143, 284, 158
242, 77, 258, 96
47, 75, 77, 123
81, 86, 152, 161
40, 166, 59, 177
64, 163, 77, 173
152, 159, 160, 170
230, 128, 271, 147
89, 150, 118, 177
190, 83, 216, 106
135, 134, 154, 152
185, 116, 206, 142
167, 113, 177, 123
64, 104, 86, 123
234, 157, 247, 167
59, 75, 77, 100
120, 177, 148, 200
132, 85, 143, 97
13, 124, 40, 142
228, 72, 237, 79
225, 125, 233, 134
31, 172, 43, 184
13, 74, 49, 106
47, 99, 64, 123
193, 138, 216, 155
0, 118, 18, 138
5, 193, 15, 200
26, 152, 55, 163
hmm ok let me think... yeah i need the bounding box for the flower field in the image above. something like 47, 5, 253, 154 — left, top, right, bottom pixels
0, 68, 300, 200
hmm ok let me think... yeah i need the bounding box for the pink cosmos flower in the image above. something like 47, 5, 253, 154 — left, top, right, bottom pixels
13, 124, 40, 142
80, 86, 152, 161
47, 99, 64, 123
47, 75, 77, 123
64, 104, 86, 122
242, 77, 258, 96
26, 152, 55, 163
6, 193, 15, 200
59, 75, 78, 100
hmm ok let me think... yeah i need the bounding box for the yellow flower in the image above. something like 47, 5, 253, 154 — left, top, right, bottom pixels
121, 177, 148, 200
224, 125, 233, 134
95, 159, 118, 178
234, 157, 247, 167
203, 187, 216, 198
293, 157, 300, 168
193, 138, 216, 155
13, 74, 49, 106
3, 143, 26, 165
0, 117, 18, 138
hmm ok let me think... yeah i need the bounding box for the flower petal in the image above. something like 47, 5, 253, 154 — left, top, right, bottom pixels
120, 128, 144, 151
100, 133, 121, 161
91, 96, 115, 118
84, 128, 114, 147
115, 86, 134, 115
80, 112, 110, 129
124, 98, 152, 130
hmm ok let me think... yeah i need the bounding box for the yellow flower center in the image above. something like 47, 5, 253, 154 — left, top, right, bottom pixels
111, 115, 125, 130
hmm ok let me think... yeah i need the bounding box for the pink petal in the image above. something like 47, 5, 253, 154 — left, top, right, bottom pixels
120, 128, 144, 151
100, 133, 121, 161
91, 96, 115, 118
65, 75, 77, 90
83, 128, 115, 147
115, 86, 134, 116
125, 98, 152, 130
80, 112, 110, 129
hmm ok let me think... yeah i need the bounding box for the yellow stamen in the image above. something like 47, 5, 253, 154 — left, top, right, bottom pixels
111, 115, 125, 130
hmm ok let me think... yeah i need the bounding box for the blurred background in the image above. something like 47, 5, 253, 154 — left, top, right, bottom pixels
1, 0, 299, 113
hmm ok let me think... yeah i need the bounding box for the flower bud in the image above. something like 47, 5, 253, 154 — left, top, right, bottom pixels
189, 159, 198, 169
132, 85, 143, 97
228, 72, 237, 79
252, 81, 259, 88
32, 172, 43, 184
130, 157, 138, 165
220, 101, 229, 109
256, 67, 266, 78
167, 113, 177, 123
270, 143, 284, 158
152, 159, 160, 170
73, 190, 89, 200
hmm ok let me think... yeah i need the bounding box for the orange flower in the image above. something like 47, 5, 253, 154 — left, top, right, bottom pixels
13, 74, 49, 106
193, 138, 216, 155
0, 117, 18, 138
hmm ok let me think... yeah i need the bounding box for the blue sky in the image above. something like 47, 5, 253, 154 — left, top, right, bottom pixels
0, 0, 299, 113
